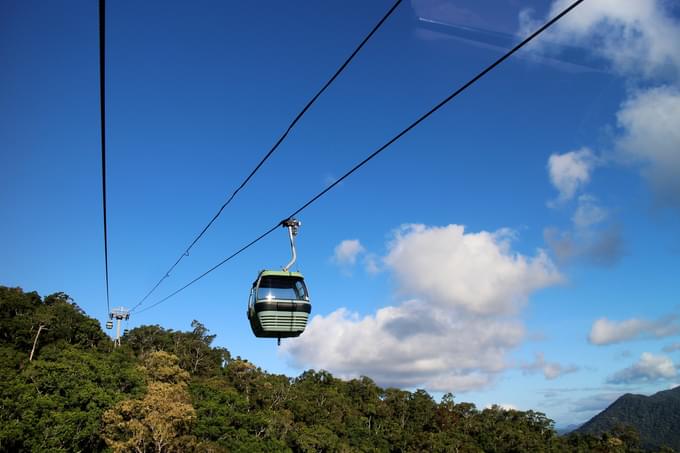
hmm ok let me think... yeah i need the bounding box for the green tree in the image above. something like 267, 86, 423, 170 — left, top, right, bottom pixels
173, 320, 230, 376
6, 286, 662, 453
103, 351, 196, 453
124, 321, 230, 377
0, 286, 42, 351
0, 345, 143, 452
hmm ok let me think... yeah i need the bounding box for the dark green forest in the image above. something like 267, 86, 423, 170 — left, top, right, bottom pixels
0, 286, 673, 452
576, 387, 680, 451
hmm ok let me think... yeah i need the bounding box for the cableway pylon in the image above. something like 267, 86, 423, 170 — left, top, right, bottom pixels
108, 307, 130, 347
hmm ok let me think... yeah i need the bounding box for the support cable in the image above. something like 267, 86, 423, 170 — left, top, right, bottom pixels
99, 0, 111, 314
131, 0, 403, 312
135, 0, 585, 315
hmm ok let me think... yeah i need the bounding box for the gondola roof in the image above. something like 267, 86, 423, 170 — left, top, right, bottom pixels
256, 270, 304, 279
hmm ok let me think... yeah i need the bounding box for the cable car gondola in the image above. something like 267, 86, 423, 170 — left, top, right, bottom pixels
247, 219, 311, 344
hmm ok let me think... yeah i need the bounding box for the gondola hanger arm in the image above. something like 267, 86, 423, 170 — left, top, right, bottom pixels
281, 219, 301, 272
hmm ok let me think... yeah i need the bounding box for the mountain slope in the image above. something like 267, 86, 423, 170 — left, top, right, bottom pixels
576, 386, 680, 450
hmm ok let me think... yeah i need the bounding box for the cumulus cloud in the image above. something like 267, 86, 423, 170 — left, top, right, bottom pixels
332, 239, 365, 266
284, 302, 523, 392
616, 86, 680, 209
523, 0, 680, 80
588, 315, 680, 345
607, 352, 678, 384
547, 148, 597, 204
572, 195, 608, 228
544, 224, 623, 267
384, 225, 562, 316
521, 352, 579, 380
544, 195, 623, 266
528, 1, 680, 211
283, 224, 563, 392
363, 253, 381, 274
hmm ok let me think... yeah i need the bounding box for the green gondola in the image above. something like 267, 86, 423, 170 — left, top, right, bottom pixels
247, 219, 311, 343
248, 269, 311, 338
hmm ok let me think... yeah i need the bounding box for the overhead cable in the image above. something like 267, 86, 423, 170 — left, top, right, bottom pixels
99, 0, 111, 314
136, 0, 585, 315
131, 0, 403, 312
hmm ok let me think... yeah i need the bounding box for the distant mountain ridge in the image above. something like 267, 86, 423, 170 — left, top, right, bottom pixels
557, 423, 582, 435
576, 386, 680, 451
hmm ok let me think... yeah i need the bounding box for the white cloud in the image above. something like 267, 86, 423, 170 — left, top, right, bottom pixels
607, 352, 677, 384
544, 194, 623, 266
283, 224, 563, 393
544, 224, 623, 267
284, 302, 523, 392
572, 195, 608, 229
521, 352, 579, 380
363, 253, 381, 274
528, 1, 680, 210
547, 148, 597, 204
332, 239, 365, 266
616, 86, 680, 209
527, 0, 680, 80
589, 315, 680, 345
384, 224, 562, 316
544, 148, 625, 266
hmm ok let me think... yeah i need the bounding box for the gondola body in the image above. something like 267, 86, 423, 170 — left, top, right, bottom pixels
247, 270, 311, 338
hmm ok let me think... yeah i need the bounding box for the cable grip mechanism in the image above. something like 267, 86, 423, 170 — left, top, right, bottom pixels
281, 218, 301, 272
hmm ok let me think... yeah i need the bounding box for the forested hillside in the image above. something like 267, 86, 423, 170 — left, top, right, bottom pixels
576, 387, 680, 451
0, 286, 672, 452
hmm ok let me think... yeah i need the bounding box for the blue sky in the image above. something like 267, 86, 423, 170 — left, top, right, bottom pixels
2, 0, 679, 427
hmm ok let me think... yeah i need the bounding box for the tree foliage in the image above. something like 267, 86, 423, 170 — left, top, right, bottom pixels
0, 285, 674, 452
125, 320, 230, 377
103, 352, 196, 453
